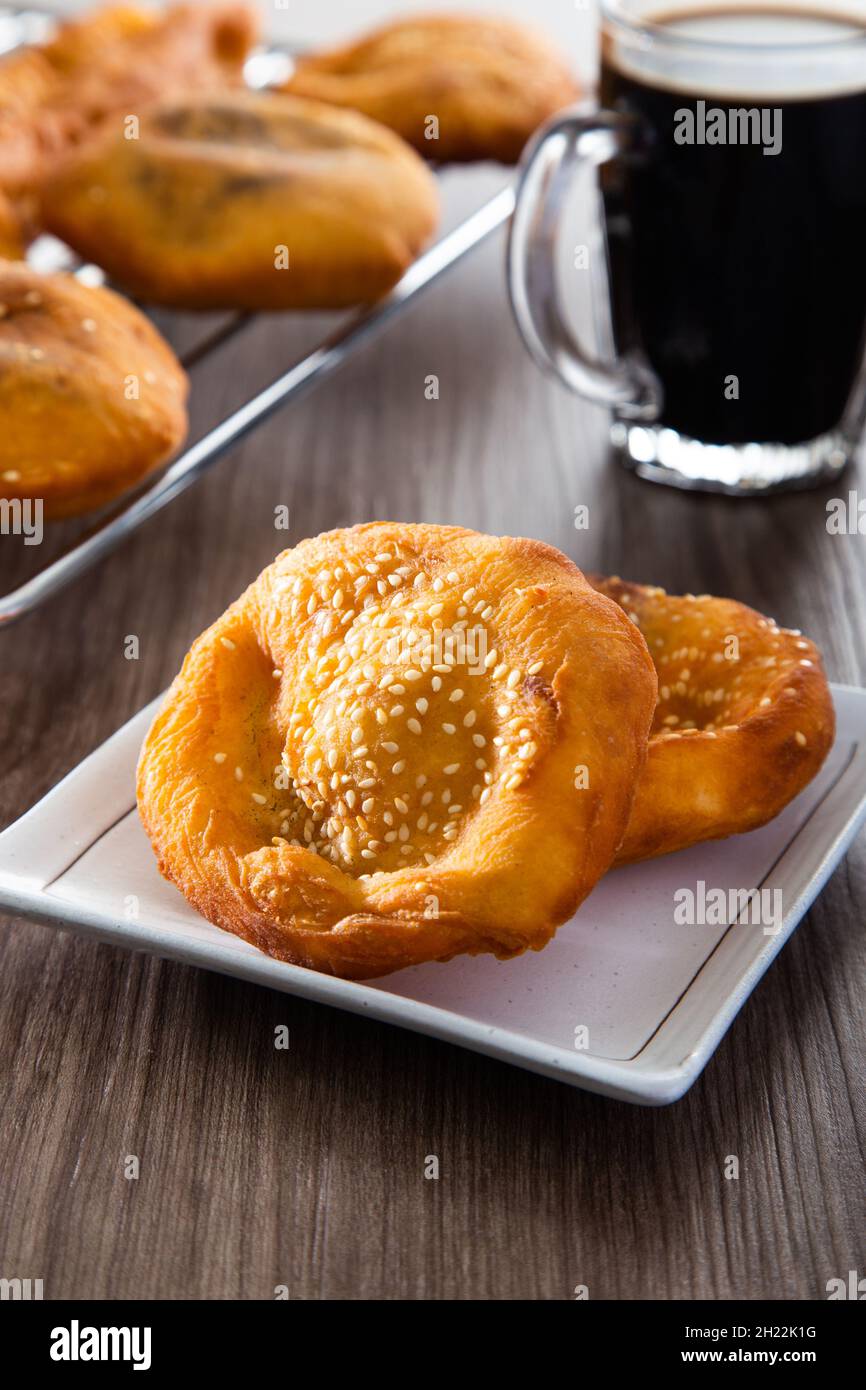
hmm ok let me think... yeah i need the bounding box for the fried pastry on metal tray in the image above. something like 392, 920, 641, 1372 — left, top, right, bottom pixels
42, 91, 441, 312
283, 12, 580, 164
0, 260, 188, 519
0, 2, 257, 205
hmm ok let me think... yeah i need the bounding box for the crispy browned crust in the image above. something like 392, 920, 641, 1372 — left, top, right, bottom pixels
588, 576, 835, 864
42, 90, 441, 312
137, 524, 657, 979
283, 12, 580, 164
0, 3, 258, 205
0, 259, 188, 518
0, 192, 25, 260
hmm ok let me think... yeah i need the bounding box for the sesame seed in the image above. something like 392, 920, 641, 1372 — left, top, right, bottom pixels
392, 760, 406, 774
382, 741, 399, 754
389, 705, 404, 717
220, 636, 236, 650
252, 793, 267, 805
351, 727, 364, 745
528, 661, 543, 675
472, 734, 487, 747
407, 718, 422, 734
449, 689, 464, 702
443, 763, 460, 775
234, 766, 244, 781
795, 731, 807, 747
395, 797, 409, 814
442, 723, 456, 734
213, 752, 227, 764
416, 698, 429, 714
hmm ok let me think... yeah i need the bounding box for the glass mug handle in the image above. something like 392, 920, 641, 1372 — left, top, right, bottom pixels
507, 110, 663, 421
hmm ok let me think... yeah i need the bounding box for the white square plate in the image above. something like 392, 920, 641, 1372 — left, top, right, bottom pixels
1, 686, 864, 1104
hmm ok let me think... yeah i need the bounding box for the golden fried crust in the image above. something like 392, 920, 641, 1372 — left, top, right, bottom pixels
0, 193, 25, 260
0, 3, 257, 202
42, 91, 441, 311
137, 524, 657, 979
588, 577, 835, 864
284, 13, 580, 164
0, 260, 188, 518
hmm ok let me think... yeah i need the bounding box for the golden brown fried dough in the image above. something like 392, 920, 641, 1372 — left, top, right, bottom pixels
284, 12, 580, 164
0, 3, 257, 204
588, 577, 835, 864
0, 193, 24, 260
137, 524, 657, 980
42, 90, 441, 311
0, 260, 188, 519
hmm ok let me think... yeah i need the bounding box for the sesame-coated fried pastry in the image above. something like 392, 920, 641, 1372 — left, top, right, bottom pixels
0, 260, 188, 519
588, 577, 835, 864
42, 91, 441, 311
0, 2, 257, 209
137, 525, 657, 980
283, 12, 580, 164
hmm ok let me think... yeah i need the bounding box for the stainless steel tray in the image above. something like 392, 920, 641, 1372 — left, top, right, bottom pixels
0, 6, 516, 627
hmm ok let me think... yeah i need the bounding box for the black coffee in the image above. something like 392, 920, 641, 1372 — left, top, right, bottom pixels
600, 7, 866, 445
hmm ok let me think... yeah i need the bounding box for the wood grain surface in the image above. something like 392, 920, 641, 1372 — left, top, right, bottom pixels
0, 165, 863, 1301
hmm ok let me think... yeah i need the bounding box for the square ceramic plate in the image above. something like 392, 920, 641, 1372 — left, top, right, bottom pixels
1, 686, 865, 1104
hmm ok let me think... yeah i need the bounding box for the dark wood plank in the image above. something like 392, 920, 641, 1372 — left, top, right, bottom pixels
0, 164, 863, 1301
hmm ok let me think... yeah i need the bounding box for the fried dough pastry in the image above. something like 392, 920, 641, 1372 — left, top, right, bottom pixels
137, 525, 657, 979
0, 193, 24, 260
0, 2, 257, 207
283, 13, 579, 164
0, 260, 188, 518
42, 91, 441, 311
588, 578, 835, 864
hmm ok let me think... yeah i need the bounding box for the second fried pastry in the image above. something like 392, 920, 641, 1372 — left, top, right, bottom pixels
0, 260, 188, 518
42, 91, 441, 311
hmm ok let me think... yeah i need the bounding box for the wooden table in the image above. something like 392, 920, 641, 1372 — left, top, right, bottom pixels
0, 165, 863, 1301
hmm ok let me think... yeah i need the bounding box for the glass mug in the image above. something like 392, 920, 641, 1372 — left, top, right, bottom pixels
508, 1, 866, 494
